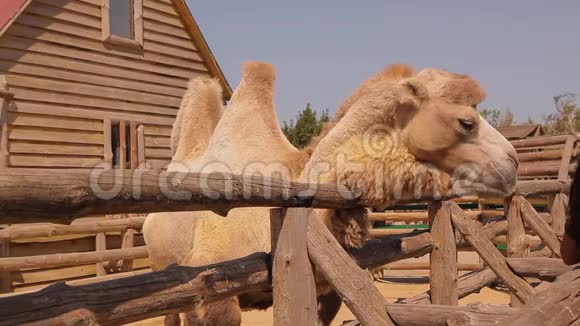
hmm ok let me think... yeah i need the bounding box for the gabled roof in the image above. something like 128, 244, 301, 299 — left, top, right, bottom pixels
0, 0, 231, 98
497, 124, 544, 140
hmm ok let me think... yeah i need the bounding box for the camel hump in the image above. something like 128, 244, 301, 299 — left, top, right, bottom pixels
171, 77, 224, 162
378, 63, 415, 80
240, 61, 276, 84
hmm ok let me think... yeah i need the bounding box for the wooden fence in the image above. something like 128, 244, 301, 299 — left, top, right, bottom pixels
0, 169, 578, 326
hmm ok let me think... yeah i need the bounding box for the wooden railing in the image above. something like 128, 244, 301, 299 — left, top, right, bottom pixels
0, 170, 578, 326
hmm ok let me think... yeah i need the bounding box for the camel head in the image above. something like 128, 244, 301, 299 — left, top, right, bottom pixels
303, 64, 518, 247
400, 68, 518, 195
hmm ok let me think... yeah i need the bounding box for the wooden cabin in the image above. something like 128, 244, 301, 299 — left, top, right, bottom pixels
0, 0, 232, 293
0, 0, 231, 171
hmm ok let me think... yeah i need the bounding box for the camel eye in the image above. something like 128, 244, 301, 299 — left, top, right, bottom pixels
471, 104, 477, 109
459, 118, 475, 132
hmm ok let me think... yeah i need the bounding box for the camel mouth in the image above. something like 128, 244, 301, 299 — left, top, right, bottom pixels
450, 158, 518, 198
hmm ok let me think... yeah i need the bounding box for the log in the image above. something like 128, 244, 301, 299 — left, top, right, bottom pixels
499, 269, 580, 326
0, 170, 554, 221
550, 193, 568, 239
272, 208, 317, 326
399, 258, 578, 305
379, 262, 482, 271
119, 229, 136, 272
506, 196, 528, 306
347, 232, 433, 270
0, 228, 430, 325
520, 198, 561, 257
0, 232, 573, 325
506, 197, 528, 260
516, 179, 571, 196
307, 212, 395, 325
0, 268, 152, 298
369, 228, 424, 237
518, 163, 575, 177
398, 268, 497, 304
269, 209, 284, 260
428, 201, 458, 305
0, 252, 272, 325
558, 135, 576, 181
505, 257, 576, 279
448, 202, 535, 303
511, 134, 572, 148
95, 232, 107, 277
343, 303, 517, 326
518, 149, 564, 163
0, 246, 148, 272
493, 235, 543, 250
368, 210, 492, 222
0, 216, 146, 241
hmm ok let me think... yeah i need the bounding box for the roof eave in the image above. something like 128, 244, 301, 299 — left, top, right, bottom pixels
0, 0, 32, 39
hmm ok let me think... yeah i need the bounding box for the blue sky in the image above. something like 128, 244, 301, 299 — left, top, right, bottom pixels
186, 1, 580, 124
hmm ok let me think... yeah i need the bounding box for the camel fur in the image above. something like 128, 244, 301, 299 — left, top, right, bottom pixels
144, 62, 518, 325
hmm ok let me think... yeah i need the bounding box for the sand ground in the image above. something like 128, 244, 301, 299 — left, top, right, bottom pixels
131, 269, 510, 326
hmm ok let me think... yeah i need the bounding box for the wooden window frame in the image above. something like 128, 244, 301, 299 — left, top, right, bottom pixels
101, 0, 143, 50
104, 118, 145, 170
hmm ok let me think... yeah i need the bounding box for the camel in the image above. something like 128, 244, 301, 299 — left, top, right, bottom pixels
143, 61, 518, 325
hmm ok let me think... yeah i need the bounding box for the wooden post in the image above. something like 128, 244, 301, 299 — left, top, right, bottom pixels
269, 208, 285, 259
505, 196, 528, 307
130, 122, 138, 169
448, 202, 535, 303
272, 208, 317, 326
95, 233, 107, 276
0, 76, 10, 169
119, 120, 127, 170
550, 193, 568, 240
307, 213, 395, 326
137, 125, 145, 167
558, 135, 576, 181
103, 118, 113, 168
120, 229, 135, 272
428, 201, 458, 305
0, 240, 11, 293
520, 198, 561, 257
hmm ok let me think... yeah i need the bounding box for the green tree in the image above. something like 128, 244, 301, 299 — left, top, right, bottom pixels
479, 108, 514, 128
541, 92, 579, 135
282, 104, 330, 148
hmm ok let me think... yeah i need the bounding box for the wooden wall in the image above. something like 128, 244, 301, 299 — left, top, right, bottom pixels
0, 0, 216, 169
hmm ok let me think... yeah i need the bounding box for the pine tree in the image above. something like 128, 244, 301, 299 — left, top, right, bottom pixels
282, 103, 329, 148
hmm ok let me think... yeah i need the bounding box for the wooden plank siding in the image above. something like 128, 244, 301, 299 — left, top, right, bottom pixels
0, 0, 214, 168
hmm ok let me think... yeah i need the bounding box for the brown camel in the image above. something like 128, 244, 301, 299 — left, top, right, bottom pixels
144, 62, 518, 325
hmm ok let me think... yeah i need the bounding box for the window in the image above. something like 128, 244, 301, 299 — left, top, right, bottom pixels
110, 0, 132, 39
105, 119, 145, 169
101, 0, 143, 49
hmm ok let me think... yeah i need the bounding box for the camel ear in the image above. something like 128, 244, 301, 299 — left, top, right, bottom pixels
401, 78, 429, 102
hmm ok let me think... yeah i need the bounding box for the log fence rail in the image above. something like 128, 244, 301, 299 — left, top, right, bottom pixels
0, 139, 578, 326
